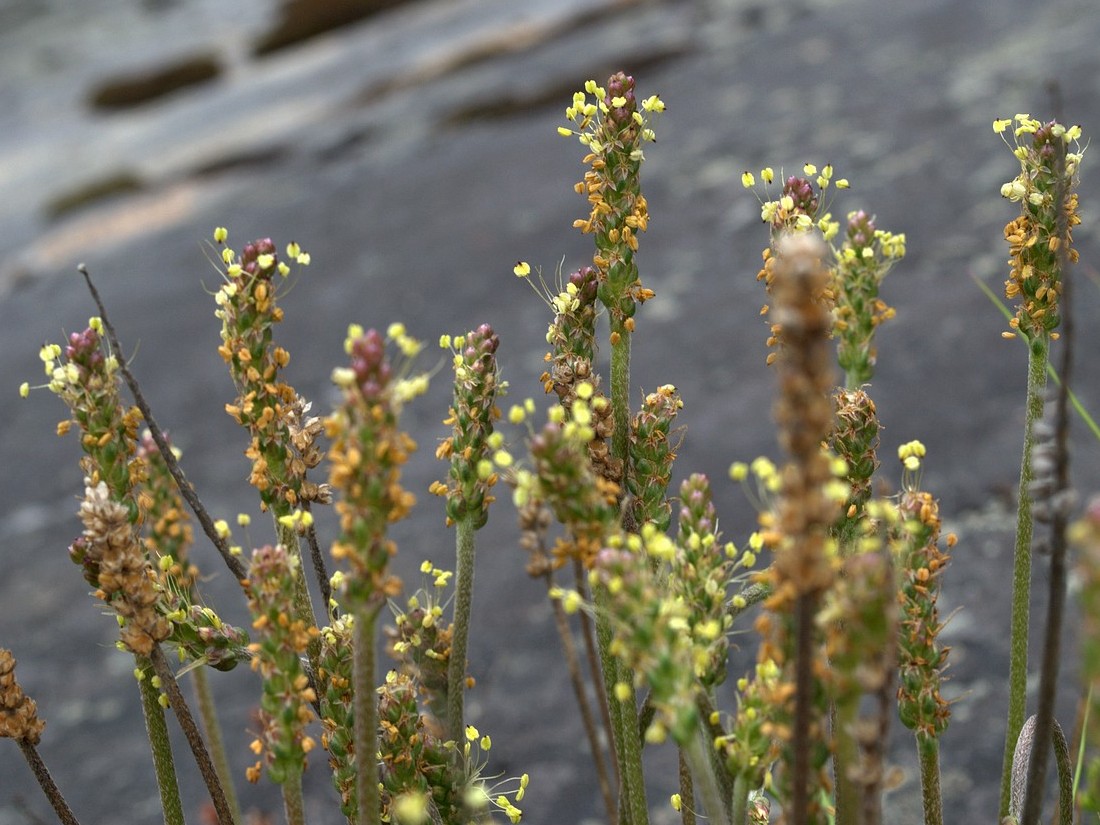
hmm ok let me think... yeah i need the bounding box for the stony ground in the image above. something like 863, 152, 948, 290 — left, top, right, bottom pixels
1, 0, 1100, 822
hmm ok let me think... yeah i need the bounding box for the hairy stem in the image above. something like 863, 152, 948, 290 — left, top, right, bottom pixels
17, 740, 81, 825
281, 766, 307, 825
1001, 334, 1049, 817
1021, 139, 1073, 825
447, 516, 477, 744
136, 656, 184, 825
731, 774, 750, 825
149, 645, 234, 825
276, 521, 322, 670
678, 748, 697, 825
917, 734, 943, 825
354, 607, 381, 825
682, 728, 730, 825
791, 592, 817, 825
192, 665, 241, 825
594, 583, 644, 825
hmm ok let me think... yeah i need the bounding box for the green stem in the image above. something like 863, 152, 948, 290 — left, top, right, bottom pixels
731, 774, 749, 825
594, 584, 641, 825
617, 682, 649, 825
149, 645, 234, 825
604, 315, 649, 825
682, 729, 730, 825
192, 665, 242, 825
136, 656, 184, 825
277, 521, 322, 672
281, 766, 307, 825
447, 516, 477, 744
1000, 334, 1049, 817
354, 607, 381, 825
609, 320, 631, 478
917, 734, 943, 825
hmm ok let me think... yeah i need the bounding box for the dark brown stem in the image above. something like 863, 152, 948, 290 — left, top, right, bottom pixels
77, 264, 248, 584
16, 740, 81, 825
678, 748, 697, 825
148, 644, 235, 825
791, 591, 818, 825
302, 504, 334, 617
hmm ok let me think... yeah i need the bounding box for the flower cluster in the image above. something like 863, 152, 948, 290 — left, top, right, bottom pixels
213, 229, 324, 515
327, 325, 425, 612
827, 387, 881, 544
671, 474, 737, 690
431, 324, 503, 529
627, 384, 683, 532
716, 659, 783, 789
592, 529, 699, 745
316, 612, 356, 817
0, 649, 45, 745
742, 163, 847, 239
560, 74, 663, 333
833, 209, 905, 386
40, 321, 144, 513
78, 479, 171, 656
516, 262, 621, 483
244, 543, 318, 785
745, 167, 843, 365
893, 478, 954, 744
994, 115, 1084, 341
522, 406, 620, 569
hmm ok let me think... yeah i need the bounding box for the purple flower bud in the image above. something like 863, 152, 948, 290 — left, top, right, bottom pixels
349, 328, 392, 399
570, 266, 600, 306
846, 210, 876, 250
65, 327, 105, 373
783, 176, 818, 215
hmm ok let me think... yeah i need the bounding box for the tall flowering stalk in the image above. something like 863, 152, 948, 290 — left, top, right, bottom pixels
754, 232, 839, 825
429, 324, 502, 744
559, 72, 663, 825
41, 324, 185, 824
212, 229, 328, 669
893, 443, 954, 825
560, 72, 662, 482
327, 324, 426, 825
138, 433, 244, 824
992, 115, 1084, 818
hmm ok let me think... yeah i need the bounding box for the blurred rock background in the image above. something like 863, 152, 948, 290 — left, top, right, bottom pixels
1, 0, 1099, 822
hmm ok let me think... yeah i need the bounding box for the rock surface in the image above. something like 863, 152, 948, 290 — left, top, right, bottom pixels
1, 0, 1099, 822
